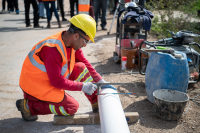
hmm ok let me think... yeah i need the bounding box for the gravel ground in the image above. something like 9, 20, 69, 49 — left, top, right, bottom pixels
93, 34, 200, 133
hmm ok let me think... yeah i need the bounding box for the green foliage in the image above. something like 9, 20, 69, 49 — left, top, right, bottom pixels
180, 0, 200, 15
193, 0, 200, 11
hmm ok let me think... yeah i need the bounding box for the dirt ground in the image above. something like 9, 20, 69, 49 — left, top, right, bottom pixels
0, 0, 200, 133
94, 34, 200, 133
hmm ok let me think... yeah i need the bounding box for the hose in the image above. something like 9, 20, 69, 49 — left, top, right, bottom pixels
138, 41, 157, 75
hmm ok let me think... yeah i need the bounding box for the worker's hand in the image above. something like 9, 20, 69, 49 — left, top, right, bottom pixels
98, 79, 108, 83
82, 82, 97, 95
101, 85, 117, 90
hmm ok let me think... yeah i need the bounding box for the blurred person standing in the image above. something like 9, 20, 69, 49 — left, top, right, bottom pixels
1, 0, 7, 12
7, 0, 12, 12
10, 0, 19, 14
69, 0, 78, 18
43, 0, 61, 28
57, 0, 67, 21
24, 0, 43, 28
56, 0, 59, 11
93, 0, 109, 30
38, 0, 46, 19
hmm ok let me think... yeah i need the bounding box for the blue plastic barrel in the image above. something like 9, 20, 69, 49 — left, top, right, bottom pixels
145, 51, 189, 103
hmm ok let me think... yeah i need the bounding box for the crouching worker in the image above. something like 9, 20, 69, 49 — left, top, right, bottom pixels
16, 14, 108, 121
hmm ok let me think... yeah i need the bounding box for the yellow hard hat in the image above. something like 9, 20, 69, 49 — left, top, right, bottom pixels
69, 14, 96, 43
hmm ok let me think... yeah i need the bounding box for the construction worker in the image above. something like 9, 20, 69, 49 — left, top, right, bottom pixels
16, 14, 108, 121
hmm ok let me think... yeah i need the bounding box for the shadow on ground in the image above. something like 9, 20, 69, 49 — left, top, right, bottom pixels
94, 33, 116, 42
0, 117, 101, 133
0, 27, 46, 32
124, 99, 178, 130
0, 21, 71, 32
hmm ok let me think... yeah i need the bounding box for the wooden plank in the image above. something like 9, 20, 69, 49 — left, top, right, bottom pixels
54, 112, 139, 125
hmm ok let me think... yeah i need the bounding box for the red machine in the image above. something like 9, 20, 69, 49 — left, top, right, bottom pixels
115, 39, 145, 58
113, 1, 148, 66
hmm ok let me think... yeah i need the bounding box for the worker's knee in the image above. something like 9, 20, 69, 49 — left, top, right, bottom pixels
69, 62, 87, 80
68, 100, 79, 115
73, 62, 86, 71
62, 93, 79, 115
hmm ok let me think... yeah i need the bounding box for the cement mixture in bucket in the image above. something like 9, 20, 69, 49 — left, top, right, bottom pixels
153, 89, 189, 121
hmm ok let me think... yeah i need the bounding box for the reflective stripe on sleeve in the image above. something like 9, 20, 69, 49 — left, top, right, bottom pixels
28, 39, 68, 76
49, 104, 58, 115
28, 49, 46, 72
59, 106, 70, 116
35, 39, 66, 57
61, 63, 68, 76
83, 76, 93, 83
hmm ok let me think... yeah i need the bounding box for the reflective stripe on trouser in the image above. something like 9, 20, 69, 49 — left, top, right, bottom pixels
75, 67, 93, 83
25, 62, 98, 116
70, 62, 98, 104
49, 104, 70, 116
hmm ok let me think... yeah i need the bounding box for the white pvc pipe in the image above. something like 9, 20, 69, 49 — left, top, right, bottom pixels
98, 88, 130, 133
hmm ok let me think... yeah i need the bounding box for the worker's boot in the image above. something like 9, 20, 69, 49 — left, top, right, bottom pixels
92, 102, 99, 113
16, 99, 38, 121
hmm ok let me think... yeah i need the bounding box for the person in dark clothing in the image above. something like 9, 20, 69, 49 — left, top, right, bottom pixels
24, 0, 43, 28
56, 0, 59, 11
2, 0, 7, 12
44, 0, 61, 28
10, 0, 19, 14
69, 0, 78, 18
7, 0, 12, 11
57, 0, 67, 21
1, 0, 12, 13
54, 0, 67, 21
93, 0, 109, 30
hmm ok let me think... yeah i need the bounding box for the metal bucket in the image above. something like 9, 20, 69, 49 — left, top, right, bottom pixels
153, 89, 189, 121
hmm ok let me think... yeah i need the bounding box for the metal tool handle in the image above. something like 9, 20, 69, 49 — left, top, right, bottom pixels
94, 83, 135, 95
99, 92, 134, 95
94, 83, 134, 86
144, 49, 175, 54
